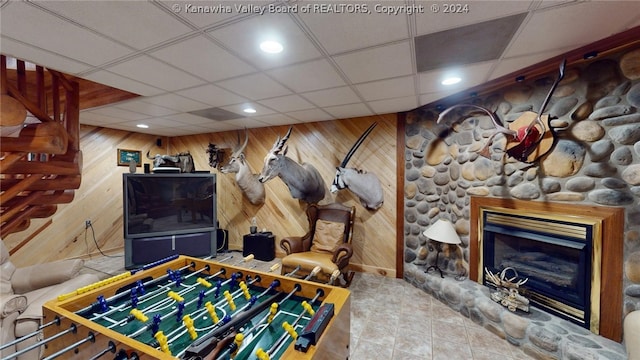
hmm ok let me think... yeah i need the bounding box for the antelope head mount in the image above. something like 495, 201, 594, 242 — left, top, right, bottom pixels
258, 126, 326, 204
220, 129, 265, 205
331, 122, 384, 210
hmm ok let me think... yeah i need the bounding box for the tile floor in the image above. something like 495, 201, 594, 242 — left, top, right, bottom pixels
82, 251, 534, 360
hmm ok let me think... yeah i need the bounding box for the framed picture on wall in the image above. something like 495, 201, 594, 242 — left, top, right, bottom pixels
117, 149, 142, 167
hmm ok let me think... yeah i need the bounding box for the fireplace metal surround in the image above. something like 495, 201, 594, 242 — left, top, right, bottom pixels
482, 210, 597, 330
470, 197, 624, 342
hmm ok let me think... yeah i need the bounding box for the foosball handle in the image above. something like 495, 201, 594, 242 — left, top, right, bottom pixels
243, 254, 255, 262
269, 263, 281, 272
310, 266, 321, 277
329, 270, 340, 284
58, 272, 132, 301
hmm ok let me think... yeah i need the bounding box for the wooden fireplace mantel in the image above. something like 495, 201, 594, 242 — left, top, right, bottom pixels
469, 196, 624, 342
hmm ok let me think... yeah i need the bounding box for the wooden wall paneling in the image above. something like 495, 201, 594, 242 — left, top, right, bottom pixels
6, 116, 398, 278
170, 115, 398, 277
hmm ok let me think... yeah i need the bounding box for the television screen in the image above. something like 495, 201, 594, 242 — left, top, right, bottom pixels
123, 173, 216, 239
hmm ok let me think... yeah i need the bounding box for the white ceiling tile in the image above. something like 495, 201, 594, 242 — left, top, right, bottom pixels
89, 106, 150, 121
285, 108, 334, 122
356, 76, 416, 101
208, 12, 322, 69
0, 2, 132, 66
175, 84, 247, 107
220, 102, 276, 117
334, 41, 413, 83
323, 103, 374, 119
80, 111, 128, 125
0, 37, 92, 75
216, 73, 292, 100
301, 86, 361, 107
415, 1, 533, 36
231, 117, 277, 128
112, 100, 180, 117
158, 1, 242, 29
160, 113, 214, 126
137, 117, 183, 128
143, 94, 210, 112
299, 1, 409, 54
418, 61, 496, 95
266, 59, 346, 93
197, 121, 243, 132
36, 1, 193, 50
419, 91, 459, 107
150, 35, 256, 82
491, 47, 573, 80
81, 70, 165, 97
367, 96, 418, 114
258, 95, 316, 113
107, 56, 206, 91
249, 114, 297, 127
505, 1, 640, 58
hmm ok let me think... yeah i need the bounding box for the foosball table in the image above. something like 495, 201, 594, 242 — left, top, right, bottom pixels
34, 255, 350, 360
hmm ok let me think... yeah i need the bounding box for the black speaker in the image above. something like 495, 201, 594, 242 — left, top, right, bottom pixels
243, 233, 275, 261
144, 163, 150, 173
156, 138, 162, 147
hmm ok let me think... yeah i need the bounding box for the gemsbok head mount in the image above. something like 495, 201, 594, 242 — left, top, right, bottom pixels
331, 123, 384, 210
220, 129, 266, 205
258, 126, 326, 204
437, 59, 566, 163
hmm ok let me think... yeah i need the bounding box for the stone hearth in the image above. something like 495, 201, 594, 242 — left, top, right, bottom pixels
405, 264, 627, 360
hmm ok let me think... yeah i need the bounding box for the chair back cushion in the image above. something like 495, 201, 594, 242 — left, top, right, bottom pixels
310, 220, 345, 254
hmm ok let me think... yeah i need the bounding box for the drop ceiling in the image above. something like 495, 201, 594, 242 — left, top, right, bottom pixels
1, 0, 639, 136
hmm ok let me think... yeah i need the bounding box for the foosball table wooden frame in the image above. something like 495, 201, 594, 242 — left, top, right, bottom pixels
41, 255, 350, 360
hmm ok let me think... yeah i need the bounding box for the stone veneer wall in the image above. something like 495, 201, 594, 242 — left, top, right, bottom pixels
402, 46, 640, 352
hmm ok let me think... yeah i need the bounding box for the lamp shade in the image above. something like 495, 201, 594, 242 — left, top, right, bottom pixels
423, 219, 461, 244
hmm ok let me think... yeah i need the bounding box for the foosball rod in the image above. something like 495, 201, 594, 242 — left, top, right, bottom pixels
263, 289, 324, 358
0, 324, 77, 360
76, 261, 198, 317
87, 341, 116, 360
159, 275, 263, 347
284, 265, 301, 277
303, 266, 322, 281
127, 272, 246, 338
41, 332, 95, 360
92, 264, 222, 323
0, 317, 61, 352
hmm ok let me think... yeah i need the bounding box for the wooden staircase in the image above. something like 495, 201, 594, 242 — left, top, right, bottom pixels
0, 55, 82, 237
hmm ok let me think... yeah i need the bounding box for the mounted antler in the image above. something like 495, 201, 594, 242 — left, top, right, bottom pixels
437, 104, 517, 158
331, 123, 384, 210
258, 127, 326, 204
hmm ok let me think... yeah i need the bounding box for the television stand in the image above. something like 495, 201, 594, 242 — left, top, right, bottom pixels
124, 231, 215, 269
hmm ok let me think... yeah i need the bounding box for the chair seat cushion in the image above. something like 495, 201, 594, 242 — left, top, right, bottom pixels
281, 252, 338, 274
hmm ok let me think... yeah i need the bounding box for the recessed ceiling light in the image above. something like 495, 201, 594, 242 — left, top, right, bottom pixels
243, 107, 257, 114
260, 40, 283, 54
442, 76, 462, 86
136, 124, 149, 129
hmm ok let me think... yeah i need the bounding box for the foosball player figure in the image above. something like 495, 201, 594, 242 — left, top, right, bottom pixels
154, 331, 171, 355
205, 301, 219, 324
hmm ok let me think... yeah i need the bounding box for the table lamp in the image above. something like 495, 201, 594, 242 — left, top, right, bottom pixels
423, 219, 461, 278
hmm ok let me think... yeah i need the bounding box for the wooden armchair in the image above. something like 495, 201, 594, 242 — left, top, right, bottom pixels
280, 203, 356, 287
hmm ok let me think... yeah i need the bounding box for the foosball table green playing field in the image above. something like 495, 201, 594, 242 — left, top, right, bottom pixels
40, 255, 350, 360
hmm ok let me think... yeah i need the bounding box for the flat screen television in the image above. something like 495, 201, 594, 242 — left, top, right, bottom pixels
123, 173, 217, 239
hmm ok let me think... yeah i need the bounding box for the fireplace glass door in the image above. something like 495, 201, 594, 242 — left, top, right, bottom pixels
481, 211, 594, 328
